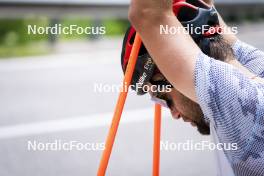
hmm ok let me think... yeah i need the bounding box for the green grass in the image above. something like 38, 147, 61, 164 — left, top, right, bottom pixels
0, 18, 130, 58
102, 19, 129, 36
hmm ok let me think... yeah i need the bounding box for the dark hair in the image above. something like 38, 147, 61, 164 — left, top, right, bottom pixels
205, 35, 234, 62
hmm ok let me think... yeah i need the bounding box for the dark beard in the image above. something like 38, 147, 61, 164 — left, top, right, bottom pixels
195, 118, 210, 135
167, 94, 211, 135
188, 107, 210, 135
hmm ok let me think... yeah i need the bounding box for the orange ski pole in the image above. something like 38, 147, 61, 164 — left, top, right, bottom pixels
153, 104, 162, 176
97, 33, 142, 176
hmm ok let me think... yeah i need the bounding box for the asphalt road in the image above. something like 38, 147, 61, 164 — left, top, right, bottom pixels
0, 22, 263, 176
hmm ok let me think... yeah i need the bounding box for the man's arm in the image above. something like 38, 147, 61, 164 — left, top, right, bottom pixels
220, 13, 264, 77
232, 41, 264, 77
205, 0, 264, 77
129, 0, 201, 102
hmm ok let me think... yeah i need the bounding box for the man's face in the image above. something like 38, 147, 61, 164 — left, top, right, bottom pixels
150, 73, 210, 135
147, 35, 233, 135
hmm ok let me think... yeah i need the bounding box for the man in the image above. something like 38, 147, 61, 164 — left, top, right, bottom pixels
121, 0, 264, 175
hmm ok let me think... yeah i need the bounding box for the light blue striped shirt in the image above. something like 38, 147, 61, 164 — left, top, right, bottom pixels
195, 40, 264, 176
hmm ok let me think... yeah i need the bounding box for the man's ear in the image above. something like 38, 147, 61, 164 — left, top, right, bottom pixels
151, 73, 164, 82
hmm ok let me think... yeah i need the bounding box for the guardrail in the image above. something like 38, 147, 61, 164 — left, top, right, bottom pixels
0, 0, 264, 19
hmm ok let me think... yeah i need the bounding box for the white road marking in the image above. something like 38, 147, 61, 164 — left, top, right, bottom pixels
0, 108, 170, 139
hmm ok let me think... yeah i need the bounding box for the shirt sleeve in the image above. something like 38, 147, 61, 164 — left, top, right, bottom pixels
194, 52, 264, 164
233, 40, 264, 77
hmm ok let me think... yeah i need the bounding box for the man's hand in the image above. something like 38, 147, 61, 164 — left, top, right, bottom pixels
129, 0, 174, 30
202, 0, 238, 45
202, 0, 214, 6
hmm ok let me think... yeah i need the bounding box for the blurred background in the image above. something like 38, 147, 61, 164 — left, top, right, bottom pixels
0, 0, 264, 176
